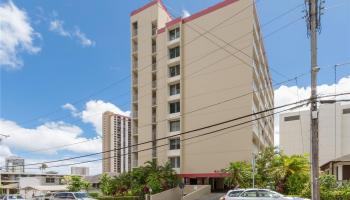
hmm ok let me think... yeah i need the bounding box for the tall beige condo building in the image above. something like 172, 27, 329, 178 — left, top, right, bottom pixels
130, 0, 273, 188
280, 103, 350, 166
102, 111, 131, 174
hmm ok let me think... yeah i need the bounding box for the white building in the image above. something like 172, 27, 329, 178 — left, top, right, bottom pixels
71, 167, 89, 176
5, 156, 25, 173
102, 111, 131, 174
279, 103, 350, 165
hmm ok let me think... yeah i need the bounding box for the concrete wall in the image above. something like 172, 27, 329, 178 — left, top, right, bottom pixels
183, 185, 211, 200
150, 188, 181, 200
280, 103, 350, 165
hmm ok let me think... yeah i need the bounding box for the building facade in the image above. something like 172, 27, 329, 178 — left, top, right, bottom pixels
280, 103, 350, 165
102, 111, 131, 174
130, 0, 274, 188
71, 167, 89, 176
5, 156, 25, 173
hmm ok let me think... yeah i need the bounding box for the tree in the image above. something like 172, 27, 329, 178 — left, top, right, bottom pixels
100, 173, 113, 195
66, 176, 89, 192
39, 163, 48, 173
224, 161, 252, 189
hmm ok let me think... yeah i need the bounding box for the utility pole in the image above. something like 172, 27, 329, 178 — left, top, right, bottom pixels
305, 0, 323, 199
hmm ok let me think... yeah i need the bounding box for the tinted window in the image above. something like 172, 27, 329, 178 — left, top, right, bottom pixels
169, 120, 180, 132
242, 190, 257, 197
73, 193, 89, 199
169, 101, 180, 114
169, 65, 180, 77
228, 190, 243, 197
66, 194, 75, 199
257, 190, 273, 197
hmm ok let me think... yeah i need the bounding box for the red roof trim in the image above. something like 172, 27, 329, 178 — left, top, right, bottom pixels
130, 0, 172, 19
156, 0, 239, 34
157, 27, 166, 34
166, 17, 181, 28
180, 173, 229, 178
183, 0, 239, 23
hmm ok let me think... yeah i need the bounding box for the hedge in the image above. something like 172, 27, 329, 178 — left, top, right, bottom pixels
97, 196, 142, 200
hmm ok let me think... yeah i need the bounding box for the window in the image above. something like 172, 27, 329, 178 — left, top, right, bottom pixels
169, 83, 180, 96
169, 65, 180, 77
169, 27, 180, 41
284, 115, 300, 121
132, 22, 138, 36
46, 177, 55, 183
169, 156, 180, 168
169, 101, 180, 114
169, 120, 180, 132
228, 190, 244, 197
169, 138, 180, 150
241, 190, 258, 197
169, 46, 180, 59
343, 108, 350, 114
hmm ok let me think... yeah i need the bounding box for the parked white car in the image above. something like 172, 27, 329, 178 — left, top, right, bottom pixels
220, 189, 310, 200
53, 193, 95, 200
0, 195, 25, 200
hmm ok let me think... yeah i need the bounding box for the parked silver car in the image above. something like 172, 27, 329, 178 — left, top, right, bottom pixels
220, 189, 310, 200
53, 192, 95, 200
0, 195, 25, 200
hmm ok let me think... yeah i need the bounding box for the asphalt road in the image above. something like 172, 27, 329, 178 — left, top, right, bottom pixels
198, 193, 225, 200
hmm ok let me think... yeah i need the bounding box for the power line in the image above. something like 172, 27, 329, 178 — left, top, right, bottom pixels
10, 92, 350, 169
40, 102, 307, 169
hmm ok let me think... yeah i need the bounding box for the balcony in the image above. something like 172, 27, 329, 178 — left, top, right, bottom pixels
152, 28, 157, 36
132, 112, 138, 119
152, 45, 157, 54
132, 29, 138, 37
152, 97, 157, 107
132, 145, 138, 152
132, 159, 138, 168
152, 80, 157, 90
152, 115, 156, 124
152, 63, 157, 72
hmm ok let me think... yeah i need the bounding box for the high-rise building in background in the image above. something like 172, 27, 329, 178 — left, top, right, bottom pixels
130, 0, 273, 189
5, 156, 25, 173
280, 103, 350, 165
71, 166, 90, 176
102, 111, 131, 174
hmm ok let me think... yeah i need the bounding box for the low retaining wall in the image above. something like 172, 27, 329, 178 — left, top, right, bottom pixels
149, 187, 181, 200
183, 185, 211, 200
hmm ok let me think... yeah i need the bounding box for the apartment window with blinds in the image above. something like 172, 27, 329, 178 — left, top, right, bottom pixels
169, 101, 180, 114
169, 138, 180, 150
169, 83, 180, 96
169, 120, 180, 132
169, 156, 180, 168
169, 65, 180, 77
169, 27, 180, 41
284, 115, 300, 121
169, 46, 180, 59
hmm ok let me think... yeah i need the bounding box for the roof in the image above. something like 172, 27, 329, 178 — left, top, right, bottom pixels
320, 154, 350, 169
21, 185, 68, 191
157, 0, 239, 34
130, 0, 172, 19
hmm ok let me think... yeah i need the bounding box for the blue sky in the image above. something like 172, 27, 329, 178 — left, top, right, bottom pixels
0, 0, 349, 174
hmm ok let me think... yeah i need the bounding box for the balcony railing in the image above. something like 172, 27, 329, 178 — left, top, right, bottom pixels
152, 115, 156, 123
152, 80, 157, 89
152, 63, 157, 71
133, 112, 138, 118
152, 97, 157, 106
152, 45, 156, 53
152, 28, 157, 36
132, 29, 138, 37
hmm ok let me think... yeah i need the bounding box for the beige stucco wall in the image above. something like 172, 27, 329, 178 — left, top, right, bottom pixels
150, 187, 181, 200
131, 0, 274, 173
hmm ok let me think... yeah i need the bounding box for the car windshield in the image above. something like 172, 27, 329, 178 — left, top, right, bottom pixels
8, 196, 23, 199
73, 193, 89, 198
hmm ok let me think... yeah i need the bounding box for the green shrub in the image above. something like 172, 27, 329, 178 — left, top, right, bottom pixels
89, 192, 100, 198
97, 196, 142, 200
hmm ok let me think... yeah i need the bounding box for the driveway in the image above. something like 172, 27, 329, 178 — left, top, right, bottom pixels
198, 193, 225, 200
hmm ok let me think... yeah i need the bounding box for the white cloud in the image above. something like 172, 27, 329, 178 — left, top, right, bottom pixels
0, 119, 101, 156
74, 29, 95, 47
79, 100, 130, 135
49, 20, 70, 37
48, 18, 95, 47
0, 1, 40, 69
274, 76, 350, 145
182, 9, 191, 18
62, 103, 80, 117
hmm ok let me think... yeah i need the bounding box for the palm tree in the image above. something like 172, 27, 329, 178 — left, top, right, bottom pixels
224, 161, 252, 189
39, 163, 48, 173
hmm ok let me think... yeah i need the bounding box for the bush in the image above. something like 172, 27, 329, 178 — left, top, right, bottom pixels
97, 196, 142, 200
89, 192, 100, 198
